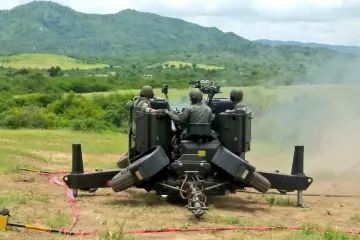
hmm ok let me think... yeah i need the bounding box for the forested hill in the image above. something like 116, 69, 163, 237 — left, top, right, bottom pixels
1, 0, 358, 88
255, 39, 360, 55
0, 1, 252, 55
0, 1, 343, 60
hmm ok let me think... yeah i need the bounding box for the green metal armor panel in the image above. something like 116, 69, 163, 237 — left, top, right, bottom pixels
218, 111, 252, 155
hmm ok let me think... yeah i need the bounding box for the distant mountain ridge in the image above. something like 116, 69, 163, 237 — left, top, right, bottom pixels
0, 1, 253, 55
255, 39, 360, 55
0, 1, 356, 59
0, 0, 355, 84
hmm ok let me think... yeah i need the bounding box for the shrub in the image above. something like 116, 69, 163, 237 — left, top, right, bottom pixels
3, 106, 56, 129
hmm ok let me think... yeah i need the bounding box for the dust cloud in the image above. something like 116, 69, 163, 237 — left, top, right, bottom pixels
166, 56, 360, 182
253, 55, 360, 181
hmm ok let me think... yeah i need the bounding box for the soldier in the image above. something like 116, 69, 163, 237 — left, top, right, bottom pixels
225, 88, 248, 113
164, 89, 214, 139
125, 85, 163, 161
126, 85, 161, 135
165, 89, 212, 124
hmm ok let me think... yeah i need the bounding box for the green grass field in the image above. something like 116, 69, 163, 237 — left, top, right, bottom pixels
0, 129, 128, 172
0, 54, 225, 71
0, 53, 109, 69
162, 60, 225, 70
147, 60, 225, 70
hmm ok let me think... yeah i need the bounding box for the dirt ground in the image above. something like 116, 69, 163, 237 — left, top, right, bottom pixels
1, 152, 360, 240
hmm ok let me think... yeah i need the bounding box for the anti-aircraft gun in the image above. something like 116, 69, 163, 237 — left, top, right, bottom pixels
62, 81, 314, 219
189, 80, 246, 152
188, 79, 220, 106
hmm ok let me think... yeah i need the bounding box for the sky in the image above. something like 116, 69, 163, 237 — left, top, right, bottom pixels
1, 0, 360, 46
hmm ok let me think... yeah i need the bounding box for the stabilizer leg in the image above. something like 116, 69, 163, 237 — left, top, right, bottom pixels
71, 143, 84, 197
291, 145, 305, 207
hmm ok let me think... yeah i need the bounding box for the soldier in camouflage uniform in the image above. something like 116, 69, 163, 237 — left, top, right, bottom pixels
225, 88, 248, 113
164, 89, 214, 139
126, 85, 162, 158
126, 85, 161, 135
165, 89, 212, 124
118, 85, 163, 168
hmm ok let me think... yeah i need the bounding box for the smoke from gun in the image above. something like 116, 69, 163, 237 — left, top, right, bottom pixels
249, 55, 360, 183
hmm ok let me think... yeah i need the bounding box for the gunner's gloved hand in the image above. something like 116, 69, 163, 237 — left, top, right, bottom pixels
164, 109, 169, 114
156, 109, 165, 113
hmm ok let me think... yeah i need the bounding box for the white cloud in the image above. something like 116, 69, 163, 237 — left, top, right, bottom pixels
1, 0, 360, 46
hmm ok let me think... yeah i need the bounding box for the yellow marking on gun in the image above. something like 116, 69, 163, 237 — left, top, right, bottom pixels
241, 169, 249, 179
198, 150, 206, 157
135, 171, 143, 180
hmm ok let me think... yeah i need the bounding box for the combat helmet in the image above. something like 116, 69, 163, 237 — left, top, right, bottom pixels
140, 85, 154, 98
189, 89, 203, 103
230, 89, 243, 102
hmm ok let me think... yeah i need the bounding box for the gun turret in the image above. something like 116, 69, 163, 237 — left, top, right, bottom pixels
189, 80, 220, 95
189, 80, 221, 106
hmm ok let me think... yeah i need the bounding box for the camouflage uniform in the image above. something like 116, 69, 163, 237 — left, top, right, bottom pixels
227, 89, 248, 160
166, 101, 213, 124
233, 101, 248, 112
126, 97, 153, 135
166, 89, 214, 139
127, 85, 156, 151
227, 88, 248, 113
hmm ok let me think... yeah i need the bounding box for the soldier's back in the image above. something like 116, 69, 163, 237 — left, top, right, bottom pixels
234, 101, 248, 112
135, 98, 148, 107
130, 97, 149, 135
188, 103, 212, 123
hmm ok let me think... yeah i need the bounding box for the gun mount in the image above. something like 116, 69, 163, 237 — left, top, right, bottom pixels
62, 80, 314, 219
189, 80, 221, 106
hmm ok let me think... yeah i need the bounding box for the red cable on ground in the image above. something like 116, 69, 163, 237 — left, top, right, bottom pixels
38, 172, 97, 236
125, 226, 295, 234
18, 168, 360, 237
180, 175, 188, 199
48, 175, 79, 231
125, 226, 360, 235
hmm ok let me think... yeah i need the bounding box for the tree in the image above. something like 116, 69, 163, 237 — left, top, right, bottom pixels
48, 66, 62, 77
